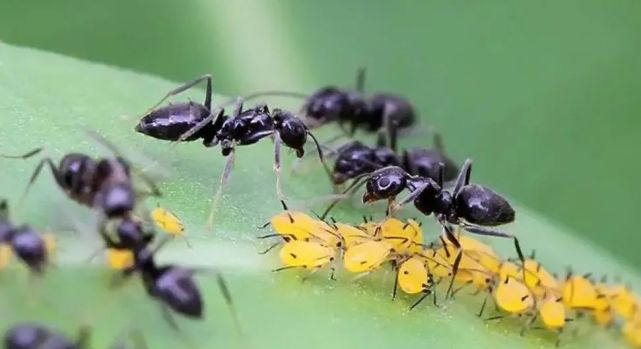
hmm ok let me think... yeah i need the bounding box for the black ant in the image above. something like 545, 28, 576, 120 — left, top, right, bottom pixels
112, 236, 238, 331
134, 74, 332, 227
237, 68, 417, 137
4, 323, 148, 349
328, 122, 458, 187
0, 199, 51, 274
322, 159, 523, 297
1, 132, 160, 221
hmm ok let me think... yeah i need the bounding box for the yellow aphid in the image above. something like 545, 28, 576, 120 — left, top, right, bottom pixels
106, 248, 134, 270
379, 218, 423, 254
593, 306, 615, 327
522, 259, 560, 298
397, 256, 430, 294
343, 240, 392, 273
270, 211, 318, 241
0, 243, 12, 269
334, 223, 371, 248
623, 316, 641, 348
499, 261, 522, 282
151, 206, 185, 236
495, 277, 534, 314
279, 241, 335, 269
539, 296, 566, 330
597, 283, 639, 320
562, 275, 599, 310
423, 249, 453, 279
309, 222, 342, 248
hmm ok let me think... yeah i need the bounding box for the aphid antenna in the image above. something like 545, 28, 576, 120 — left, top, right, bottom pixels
257, 221, 271, 229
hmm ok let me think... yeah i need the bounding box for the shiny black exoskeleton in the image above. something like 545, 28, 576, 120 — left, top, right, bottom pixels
362, 159, 515, 228
100, 216, 154, 253
331, 128, 458, 186
4, 323, 86, 349
0, 200, 49, 273
359, 159, 522, 267
2, 146, 159, 220
130, 247, 204, 319
332, 141, 401, 185
242, 69, 416, 135
135, 75, 331, 226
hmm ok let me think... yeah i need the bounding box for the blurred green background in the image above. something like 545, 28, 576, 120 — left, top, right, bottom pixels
1, 0, 640, 267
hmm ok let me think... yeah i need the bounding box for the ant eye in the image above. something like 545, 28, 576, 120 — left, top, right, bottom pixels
378, 177, 391, 189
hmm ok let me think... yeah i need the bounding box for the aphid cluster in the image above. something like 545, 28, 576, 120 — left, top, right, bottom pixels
262, 203, 641, 347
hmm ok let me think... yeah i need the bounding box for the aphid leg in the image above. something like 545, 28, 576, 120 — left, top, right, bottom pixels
484, 315, 504, 321
329, 267, 337, 281
146, 74, 213, 113
207, 148, 235, 231
452, 158, 473, 196
272, 266, 298, 273
301, 268, 321, 283
478, 292, 489, 317
409, 290, 432, 311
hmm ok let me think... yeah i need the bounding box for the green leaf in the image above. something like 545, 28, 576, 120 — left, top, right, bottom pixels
0, 42, 638, 349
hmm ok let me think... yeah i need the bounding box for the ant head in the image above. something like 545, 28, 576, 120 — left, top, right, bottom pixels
362, 166, 408, 203
10, 225, 47, 273
303, 87, 351, 127
273, 110, 307, 156
332, 142, 372, 184
59, 153, 94, 192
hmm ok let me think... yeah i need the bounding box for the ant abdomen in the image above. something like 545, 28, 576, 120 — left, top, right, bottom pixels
366, 93, 416, 131
136, 102, 212, 142
153, 266, 203, 318
455, 184, 515, 226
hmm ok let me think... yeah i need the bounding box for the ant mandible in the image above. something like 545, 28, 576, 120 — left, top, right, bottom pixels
134, 74, 332, 228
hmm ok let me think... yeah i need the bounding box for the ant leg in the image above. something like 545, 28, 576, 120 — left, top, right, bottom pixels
233, 97, 245, 117
478, 291, 489, 317
18, 158, 64, 208
319, 173, 370, 220
273, 131, 285, 200
207, 148, 235, 231
219, 91, 308, 109
0, 147, 44, 160
355, 67, 367, 93
85, 131, 163, 197
146, 74, 213, 113
392, 266, 399, 300
214, 272, 243, 336
306, 129, 334, 188
461, 224, 524, 265
452, 158, 472, 196
389, 182, 428, 215
0, 199, 7, 219
433, 132, 445, 153
173, 107, 224, 144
